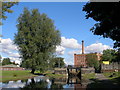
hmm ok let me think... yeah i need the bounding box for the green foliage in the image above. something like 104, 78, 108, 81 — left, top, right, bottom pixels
101, 49, 118, 62
50, 57, 65, 68
2, 58, 11, 65
1, 1, 18, 25
83, 2, 120, 48
14, 8, 61, 73
46, 73, 65, 78
86, 53, 99, 69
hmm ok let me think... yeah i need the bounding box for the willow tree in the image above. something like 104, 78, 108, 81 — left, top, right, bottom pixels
14, 8, 61, 74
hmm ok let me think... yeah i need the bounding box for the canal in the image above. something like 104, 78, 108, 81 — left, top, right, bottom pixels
1, 75, 87, 89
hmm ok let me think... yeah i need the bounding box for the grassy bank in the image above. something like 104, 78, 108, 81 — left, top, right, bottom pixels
43, 70, 67, 78
45, 73, 67, 78
0, 70, 37, 82
82, 73, 95, 79
1, 70, 67, 82
103, 72, 120, 79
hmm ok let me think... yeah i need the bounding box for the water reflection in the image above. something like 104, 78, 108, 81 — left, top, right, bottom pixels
1, 75, 83, 89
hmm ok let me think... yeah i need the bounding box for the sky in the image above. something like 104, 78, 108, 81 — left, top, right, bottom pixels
1, 2, 114, 65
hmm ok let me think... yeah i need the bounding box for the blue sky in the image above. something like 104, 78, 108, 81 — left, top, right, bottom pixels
1, 2, 113, 65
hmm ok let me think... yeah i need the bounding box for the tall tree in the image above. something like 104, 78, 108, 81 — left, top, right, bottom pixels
86, 53, 99, 69
0, 1, 18, 25
83, 2, 120, 48
101, 49, 118, 62
14, 8, 61, 74
2, 58, 11, 65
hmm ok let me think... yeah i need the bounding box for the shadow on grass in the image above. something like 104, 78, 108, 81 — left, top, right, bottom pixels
86, 77, 120, 89
33, 73, 46, 76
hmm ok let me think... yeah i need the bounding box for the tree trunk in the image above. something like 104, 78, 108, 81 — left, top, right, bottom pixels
31, 68, 35, 74
31, 78, 35, 84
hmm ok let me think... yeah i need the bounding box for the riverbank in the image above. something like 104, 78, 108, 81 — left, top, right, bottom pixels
82, 73, 95, 79
0, 70, 38, 82
45, 73, 67, 78
1, 70, 67, 82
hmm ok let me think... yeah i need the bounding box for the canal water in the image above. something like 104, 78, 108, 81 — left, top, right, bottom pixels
1, 75, 86, 89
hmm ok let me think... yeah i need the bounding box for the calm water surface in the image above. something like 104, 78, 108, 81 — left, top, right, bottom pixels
1, 75, 84, 89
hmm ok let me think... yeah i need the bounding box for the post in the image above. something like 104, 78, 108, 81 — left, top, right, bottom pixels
82, 40, 84, 54
59, 59, 60, 68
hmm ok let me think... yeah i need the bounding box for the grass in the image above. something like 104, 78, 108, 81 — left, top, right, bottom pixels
0, 70, 37, 82
45, 73, 67, 78
82, 73, 95, 79
0, 70, 67, 82
43, 70, 67, 78
103, 71, 120, 79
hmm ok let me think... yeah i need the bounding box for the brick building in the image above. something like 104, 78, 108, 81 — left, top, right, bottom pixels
74, 41, 102, 67
74, 54, 87, 67
0, 64, 24, 70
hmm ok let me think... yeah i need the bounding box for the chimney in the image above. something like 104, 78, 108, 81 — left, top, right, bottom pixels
82, 40, 84, 54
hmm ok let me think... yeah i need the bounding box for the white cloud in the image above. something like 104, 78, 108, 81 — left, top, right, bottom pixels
56, 46, 65, 55
9, 57, 21, 64
61, 37, 81, 49
85, 43, 111, 53
55, 37, 81, 55
67, 42, 111, 56
1, 38, 18, 51
0, 38, 21, 64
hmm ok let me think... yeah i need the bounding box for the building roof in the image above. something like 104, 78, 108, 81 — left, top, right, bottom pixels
2, 64, 19, 68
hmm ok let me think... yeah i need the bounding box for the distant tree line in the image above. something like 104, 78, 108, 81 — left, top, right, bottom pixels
101, 49, 120, 62
0, 55, 19, 65
50, 57, 65, 68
